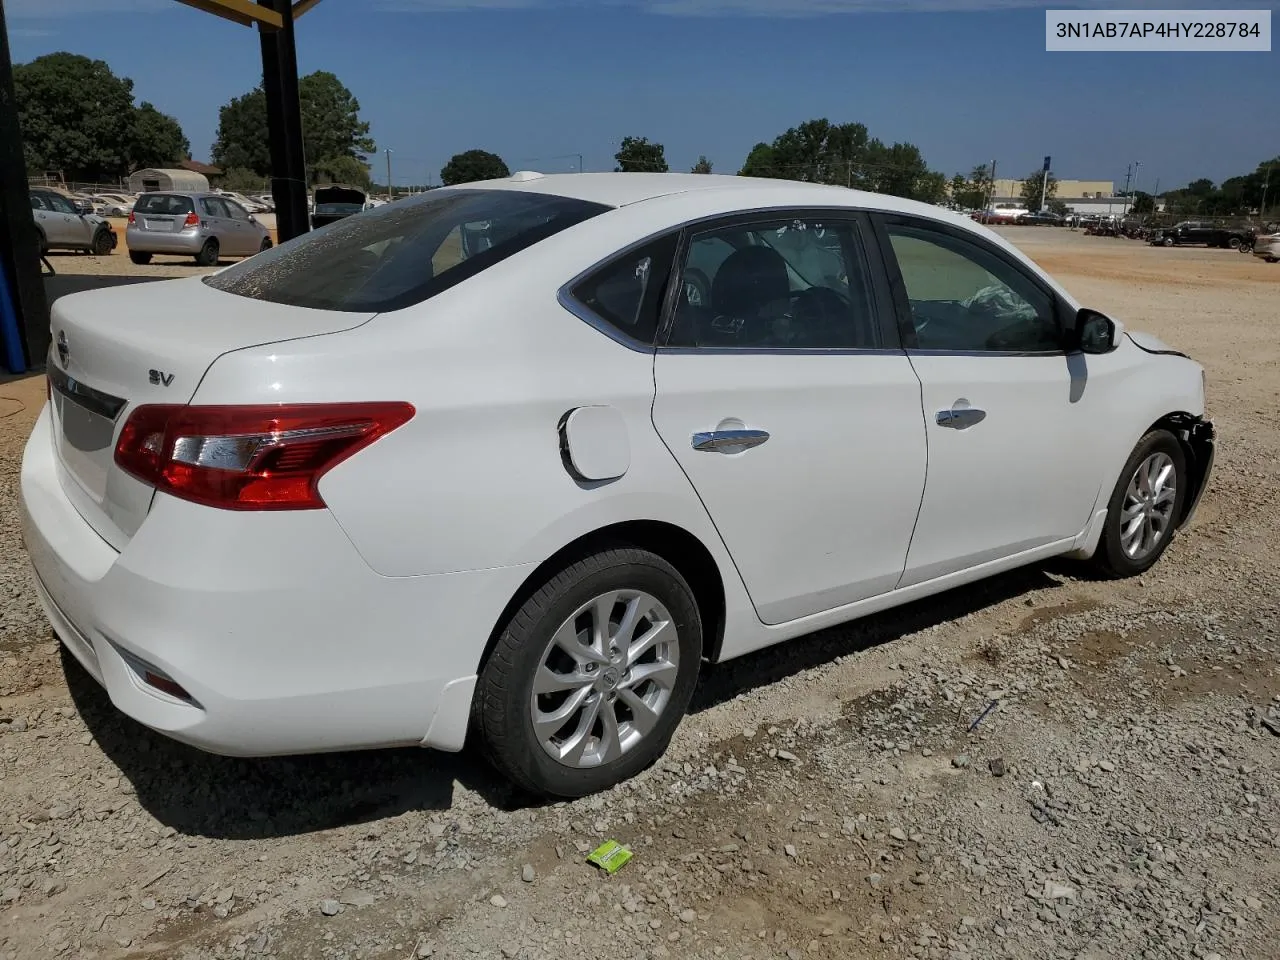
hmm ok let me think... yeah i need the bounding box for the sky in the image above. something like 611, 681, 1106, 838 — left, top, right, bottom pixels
6, 0, 1276, 192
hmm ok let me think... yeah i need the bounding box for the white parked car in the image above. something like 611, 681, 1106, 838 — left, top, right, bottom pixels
22, 173, 1214, 798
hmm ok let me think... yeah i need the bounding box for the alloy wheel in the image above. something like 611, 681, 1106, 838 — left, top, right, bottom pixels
1120, 451, 1177, 560
530, 590, 679, 769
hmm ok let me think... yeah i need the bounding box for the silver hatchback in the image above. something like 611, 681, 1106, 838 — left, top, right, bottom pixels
126, 192, 272, 266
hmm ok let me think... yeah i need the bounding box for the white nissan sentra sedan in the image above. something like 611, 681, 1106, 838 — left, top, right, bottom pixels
22, 173, 1214, 798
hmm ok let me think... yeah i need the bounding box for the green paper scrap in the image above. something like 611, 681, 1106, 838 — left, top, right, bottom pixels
586, 840, 632, 874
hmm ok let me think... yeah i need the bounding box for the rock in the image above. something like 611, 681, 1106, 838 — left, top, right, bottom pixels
1097, 759, 1116, 772
890, 827, 907, 842
340, 888, 376, 907
952, 755, 971, 769
319, 899, 342, 916
776, 749, 799, 763
1042, 880, 1077, 902
521, 864, 536, 883
784, 844, 798, 858
490, 894, 508, 908
140, 897, 156, 911
415, 941, 436, 958
679, 909, 696, 923
10, 718, 27, 733
500, 944, 519, 958
989, 757, 1006, 777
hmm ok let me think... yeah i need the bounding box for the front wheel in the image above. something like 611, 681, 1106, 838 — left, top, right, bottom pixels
129, 251, 152, 265
1090, 430, 1187, 578
91, 229, 114, 256
259, 236, 273, 253
195, 239, 220, 267
1228, 236, 1242, 250
473, 548, 703, 798
1163, 236, 1175, 246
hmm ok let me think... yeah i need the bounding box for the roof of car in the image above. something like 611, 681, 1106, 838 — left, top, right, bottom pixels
468, 172, 952, 220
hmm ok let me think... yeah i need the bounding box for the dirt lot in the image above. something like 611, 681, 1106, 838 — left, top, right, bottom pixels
1, 228, 1277, 960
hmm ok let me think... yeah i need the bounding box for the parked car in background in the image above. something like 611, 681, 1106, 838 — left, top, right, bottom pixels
71, 194, 102, 215
126, 192, 271, 266
1149, 221, 1250, 249
250, 194, 275, 212
1020, 211, 1064, 226
29, 188, 117, 255
92, 193, 136, 217
311, 184, 367, 228
1252, 231, 1279, 262
23, 173, 1214, 798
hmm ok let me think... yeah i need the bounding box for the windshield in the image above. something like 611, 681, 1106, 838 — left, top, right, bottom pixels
315, 203, 364, 215
204, 188, 610, 313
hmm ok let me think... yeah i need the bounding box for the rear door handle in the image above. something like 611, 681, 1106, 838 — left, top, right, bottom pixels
936, 408, 986, 429
691, 429, 770, 453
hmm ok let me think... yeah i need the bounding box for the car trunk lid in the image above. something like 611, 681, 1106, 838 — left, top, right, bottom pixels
133, 193, 195, 232
46, 276, 377, 550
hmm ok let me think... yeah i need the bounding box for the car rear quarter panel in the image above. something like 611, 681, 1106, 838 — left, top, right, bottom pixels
188, 214, 744, 587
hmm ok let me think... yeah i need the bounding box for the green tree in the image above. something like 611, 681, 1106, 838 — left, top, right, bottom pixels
128, 102, 189, 170
614, 136, 668, 173
212, 72, 375, 185
691, 156, 713, 174
440, 149, 510, 185
948, 174, 967, 204
218, 167, 267, 193
211, 87, 270, 174
739, 142, 776, 178
13, 52, 190, 181
1020, 169, 1058, 211
1047, 198, 1069, 216
314, 154, 372, 188
1130, 192, 1156, 215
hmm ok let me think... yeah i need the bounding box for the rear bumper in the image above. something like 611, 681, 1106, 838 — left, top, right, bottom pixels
20, 406, 532, 757
124, 228, 203, 255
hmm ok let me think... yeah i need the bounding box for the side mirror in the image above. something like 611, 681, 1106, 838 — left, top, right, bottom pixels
1074, 308, 1118, 354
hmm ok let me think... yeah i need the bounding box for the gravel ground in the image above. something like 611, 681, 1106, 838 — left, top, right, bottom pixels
1, 228, 1277, 960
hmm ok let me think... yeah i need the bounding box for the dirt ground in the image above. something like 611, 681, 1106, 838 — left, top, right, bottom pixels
1, 227, 1277, 960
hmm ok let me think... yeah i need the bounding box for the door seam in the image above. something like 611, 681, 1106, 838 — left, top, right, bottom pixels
895, 351, 931, 592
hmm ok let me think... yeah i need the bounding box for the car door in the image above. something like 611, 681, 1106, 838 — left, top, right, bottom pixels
200, 197, 233, 251
221, 199, 257, 255
875, 214, 1102, 587
651, 212, 928, 625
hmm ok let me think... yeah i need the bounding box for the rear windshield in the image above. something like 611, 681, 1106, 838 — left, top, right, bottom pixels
135, 194, 194, 215
204, 189, 610, 313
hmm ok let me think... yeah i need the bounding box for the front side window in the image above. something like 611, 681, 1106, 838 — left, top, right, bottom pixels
46, 193, 76, 215
667, 217, 878, 349
205, 189, 609, 313
885, 223, 1060, 353
570, 235, 677, 345
29, 194, 47, 211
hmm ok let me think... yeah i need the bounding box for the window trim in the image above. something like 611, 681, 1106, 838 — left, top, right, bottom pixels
656, 208, 902, 355
871, 212, 1076, 357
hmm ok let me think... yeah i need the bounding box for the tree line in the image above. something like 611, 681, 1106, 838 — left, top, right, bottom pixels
14, 51, 1276, 220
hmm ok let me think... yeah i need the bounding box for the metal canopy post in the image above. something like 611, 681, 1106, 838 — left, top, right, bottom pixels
258, 0, 309, 242
0, 1, 48, 372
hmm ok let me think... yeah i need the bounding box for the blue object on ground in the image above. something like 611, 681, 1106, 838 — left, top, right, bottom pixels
0, 258, 27, 374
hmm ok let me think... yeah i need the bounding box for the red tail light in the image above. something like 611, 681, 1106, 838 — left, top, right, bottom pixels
184, 211, 200, 227
127, 210, 135, 224
114, 403, 414, 510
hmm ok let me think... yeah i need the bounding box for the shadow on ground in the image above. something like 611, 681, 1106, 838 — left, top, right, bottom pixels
66, 564, 1065, 840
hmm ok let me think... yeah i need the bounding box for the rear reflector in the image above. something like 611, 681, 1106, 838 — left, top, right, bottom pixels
143, 671, 193, 701
115, 402, 414, 510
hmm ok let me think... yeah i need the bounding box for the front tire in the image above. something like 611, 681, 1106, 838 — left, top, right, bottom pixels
259, 236, 273, 252
1163, 236, 1175, 247
195, 239, 219, 267
129, 251, 152, 265
474, 548, 703, 798
91, 229, 114, 256
1090, 430, 1187, 578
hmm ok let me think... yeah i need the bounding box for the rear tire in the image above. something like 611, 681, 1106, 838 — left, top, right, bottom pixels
473, 547, 703, 798
195, 239, 219, 267
128, 251, 152, 265
1090, 430, 1187, 579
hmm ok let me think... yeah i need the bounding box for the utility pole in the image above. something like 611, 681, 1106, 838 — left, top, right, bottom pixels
385, 148, 393, 200
1261, 165, 1272, 219
988, 159, 997, 215
1040, 155, 1051, 212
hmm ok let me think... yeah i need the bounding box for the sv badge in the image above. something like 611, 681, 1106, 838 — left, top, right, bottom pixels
149, 369, 175, 387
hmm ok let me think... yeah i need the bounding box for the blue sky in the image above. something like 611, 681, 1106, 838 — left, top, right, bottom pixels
7, 0, 1276, 191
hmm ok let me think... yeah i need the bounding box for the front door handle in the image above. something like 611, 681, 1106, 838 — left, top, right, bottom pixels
936, 408, 987, 429
691, 429, 770, 453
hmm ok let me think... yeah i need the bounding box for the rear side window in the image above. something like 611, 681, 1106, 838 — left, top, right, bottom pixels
204, 189, 610, 313
569, 235, 678, 345
135, 194, 195, 215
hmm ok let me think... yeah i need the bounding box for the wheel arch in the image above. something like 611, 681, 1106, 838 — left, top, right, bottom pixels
477, 519, 729, 678
1145, 411, 1214, 528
